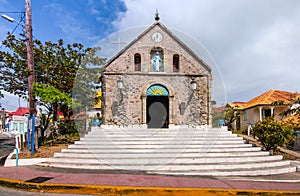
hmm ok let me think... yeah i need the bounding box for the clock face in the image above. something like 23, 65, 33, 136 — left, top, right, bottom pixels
152, 32, 163, 42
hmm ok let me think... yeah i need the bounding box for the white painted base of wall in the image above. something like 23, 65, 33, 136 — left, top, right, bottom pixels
4, 150, 49, 167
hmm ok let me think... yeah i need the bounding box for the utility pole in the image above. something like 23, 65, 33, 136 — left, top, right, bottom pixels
25, 0, 35, 154
25, 0, 35, 117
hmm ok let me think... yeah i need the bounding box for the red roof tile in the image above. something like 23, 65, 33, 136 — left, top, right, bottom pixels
228, 90, 299, 110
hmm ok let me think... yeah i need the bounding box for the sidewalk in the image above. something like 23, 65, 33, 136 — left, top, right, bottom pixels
0, 164, 300, 195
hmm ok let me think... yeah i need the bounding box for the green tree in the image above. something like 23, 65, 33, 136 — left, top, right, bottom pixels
72, 47, 104, 111
225, 105, 241, 130
212, 107, 226, 127
272, 98, 300, 131
280, 98, 300, 117
34, 83, 73, 135
0, 33, 104, 136
252, 118, 295, 151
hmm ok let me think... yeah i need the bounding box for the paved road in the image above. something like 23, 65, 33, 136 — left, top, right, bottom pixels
0, 136, 15, 165
0, 186, 93, 196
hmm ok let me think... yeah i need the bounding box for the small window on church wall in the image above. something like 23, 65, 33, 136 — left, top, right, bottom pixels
134, 53, 141, 71
173, 54, 179, 72
151, 47, 163, 72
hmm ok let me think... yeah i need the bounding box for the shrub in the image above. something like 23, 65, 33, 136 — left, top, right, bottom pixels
58, 120, 78, 135
252, 118, 295, 151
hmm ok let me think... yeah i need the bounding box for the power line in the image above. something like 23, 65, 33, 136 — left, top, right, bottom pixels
0, 11, 25, 48
0, 11, 24, 13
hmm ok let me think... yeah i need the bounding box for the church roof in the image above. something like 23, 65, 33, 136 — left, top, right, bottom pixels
103, 21, 212, 73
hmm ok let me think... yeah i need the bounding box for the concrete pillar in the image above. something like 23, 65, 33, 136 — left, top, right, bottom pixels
141, 96, 147, 124
169, 96, 174, 124
270, 106, 275, 117
259, 107, 263, 121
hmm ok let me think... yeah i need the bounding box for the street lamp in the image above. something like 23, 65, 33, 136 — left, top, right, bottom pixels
117, 79, 123, 89
191, 80, 197, 90
1, 14, 15, 23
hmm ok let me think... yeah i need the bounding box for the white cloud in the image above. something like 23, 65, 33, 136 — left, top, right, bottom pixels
42, 3, 101, 45
2, 0, 300, 108
0, 92, 27, 111
112, 0, 300, 104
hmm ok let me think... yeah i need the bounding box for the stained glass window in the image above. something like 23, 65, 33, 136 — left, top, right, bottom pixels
147, 84, 169, 96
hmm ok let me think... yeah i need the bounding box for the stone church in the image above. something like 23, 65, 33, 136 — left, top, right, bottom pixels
101, 14, 212, 128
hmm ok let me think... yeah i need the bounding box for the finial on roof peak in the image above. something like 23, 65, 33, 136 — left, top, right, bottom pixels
155, 9, 160, 21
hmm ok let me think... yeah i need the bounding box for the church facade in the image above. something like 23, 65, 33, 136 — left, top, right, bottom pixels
101, 18, 212, 128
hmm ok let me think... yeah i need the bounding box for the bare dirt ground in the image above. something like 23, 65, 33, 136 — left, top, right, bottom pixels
11, 144, 68, 159
10, 133, 80, 159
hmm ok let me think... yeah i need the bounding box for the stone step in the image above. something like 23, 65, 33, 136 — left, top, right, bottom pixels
53, 153, 282, 163
150, 166, 297, 176
39, 127, 297, 176
85, 135, 234, 139
40, 159, 292, 173
62, 143, 255, 151
154, 160, 291, 171
87, 128, 232, 135
87, 128, 232, 132
80, 136, 241, 141
60, 149, 269, 156
66, 145, 262, 152
74, 140, 246, 145
99, 126, 226, 131
87, 129, 232, 135
85, 134, 237, 139
39, 161, 295, 176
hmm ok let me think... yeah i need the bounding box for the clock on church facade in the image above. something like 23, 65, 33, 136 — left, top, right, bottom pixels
101, 18, 212, 128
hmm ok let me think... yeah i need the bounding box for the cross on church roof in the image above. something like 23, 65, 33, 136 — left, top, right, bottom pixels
155, 9, 160, 21
112, 33, 127, 51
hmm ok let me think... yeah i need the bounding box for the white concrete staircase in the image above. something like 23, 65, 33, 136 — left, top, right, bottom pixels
38, 126, 297, 176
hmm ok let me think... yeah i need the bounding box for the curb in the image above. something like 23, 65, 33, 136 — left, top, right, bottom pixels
3, 151, 49, 167
1, 177, 300, 195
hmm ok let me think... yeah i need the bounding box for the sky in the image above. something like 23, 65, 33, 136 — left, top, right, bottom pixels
1, 0, 300, 110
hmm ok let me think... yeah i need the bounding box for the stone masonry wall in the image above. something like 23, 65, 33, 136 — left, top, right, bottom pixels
103, 23, 212, 126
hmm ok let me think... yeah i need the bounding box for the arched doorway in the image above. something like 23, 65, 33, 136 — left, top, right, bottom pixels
146, 84, 169, 128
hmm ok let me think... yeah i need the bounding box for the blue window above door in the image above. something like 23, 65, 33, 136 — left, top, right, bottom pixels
147, 84, 169, 96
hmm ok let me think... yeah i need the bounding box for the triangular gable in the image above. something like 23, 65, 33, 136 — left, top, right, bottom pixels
103, 21, 211, 73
